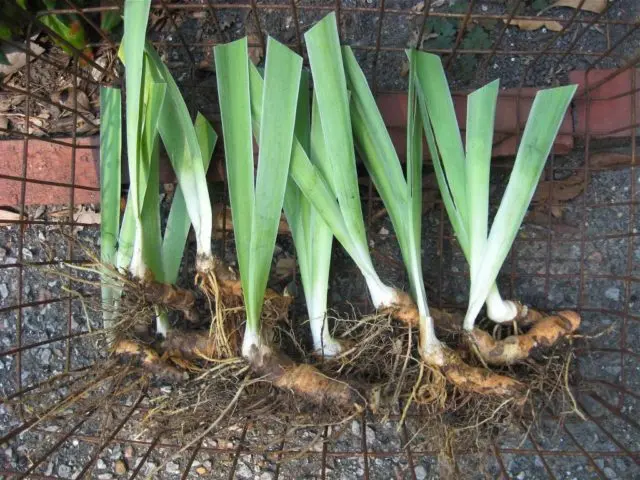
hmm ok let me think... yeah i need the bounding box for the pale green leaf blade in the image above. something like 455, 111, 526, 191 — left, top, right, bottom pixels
284, 71, 311, 290
343, 46, 407, 229
99, 86, 122, 267
99, 86, 121, 329
305, 13, 368, 250
294, 70, 311, 153
246, 37, 302, 329
162, 114, 217, 284
116, 190, 136, 270
123, 0, 151, 217
139, 137, 164, 281
307, 94, 334, 323
406, 50, 423, 252
137, 79, 168, 281
465, 84, 577, 323
402, 49, 428, 307
289, 149, 367, 273
412, 51, 467, 226
145, 43, 212, 255
247, 61, 366, 279
465, 79, 498, 279
214, 38, 254, 288
412, 58, 469, 259
309, 94, 335, 194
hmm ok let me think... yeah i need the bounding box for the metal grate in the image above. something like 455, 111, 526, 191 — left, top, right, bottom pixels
1, 0, 639, 478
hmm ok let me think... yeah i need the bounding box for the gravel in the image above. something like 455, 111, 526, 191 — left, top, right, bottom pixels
57, 464, 72, 479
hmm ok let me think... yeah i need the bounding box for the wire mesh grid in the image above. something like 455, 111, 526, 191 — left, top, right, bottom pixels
0, 0, 639, 478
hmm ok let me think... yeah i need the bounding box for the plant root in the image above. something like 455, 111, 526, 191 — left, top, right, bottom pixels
386, 290, 463, 332
470, 310, 581, 366
438, 346, 526, 398
113, 339, 185, 382
141, 281, 199, 322
161, 330, 225, 360
384, 291, 524, 397
246, 344, 367, 411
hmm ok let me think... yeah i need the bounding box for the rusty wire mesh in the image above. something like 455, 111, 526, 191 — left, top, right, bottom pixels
0, 0, 639, 478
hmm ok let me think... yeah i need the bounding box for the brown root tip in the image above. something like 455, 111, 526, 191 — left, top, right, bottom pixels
470, 310, 581, 366
439, 347, 525, 397
248, 345, 366, 411
113, 339, 184, 382
142, 282, 199, 322
514, 302, 545, 327
161, 331, 223, 360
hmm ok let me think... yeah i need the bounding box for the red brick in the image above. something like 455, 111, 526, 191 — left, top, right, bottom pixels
0, 137, 100, 206
0, 135, 226, 206
570, 69, 640, 137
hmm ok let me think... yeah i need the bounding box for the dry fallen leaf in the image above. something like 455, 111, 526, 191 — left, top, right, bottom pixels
0, 42, 45, 78
590, 152, 632, 169
549, 0, 607, 14
525, 208, 579, 233
534, 173, 585, 203
505, 19, 563, 32
51, 87, 91, 112
73, 206, 101, 233
0, 208, 21, 225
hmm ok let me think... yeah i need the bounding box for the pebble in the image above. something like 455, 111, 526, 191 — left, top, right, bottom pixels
414, 465, 427, 480
114, 459, 127, 475
58, 464, 72, 479
124, 445, 134, 459
365, 426, 376, 445
0, 247, 6, 261
39, 348, 52, 365
379, 226, 389, 236
203, 460, 212, 469
98, 474, 114, 480
605, 287, 621, 301
21, 248, 33, 260
236, 462, 253, 479
4, 256, 17, 264
351, 420, 361, 437
166, 461, 180, 474
258, 471, 275, 480
0, 283, 8, 299
110, 447, 123, 460
4, 447, 14, 462
516, 472, 526, 480
44, 460, 54, 476
97, 458, 107, 469
195, 466, 208, 475
604, 467, 617, 479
